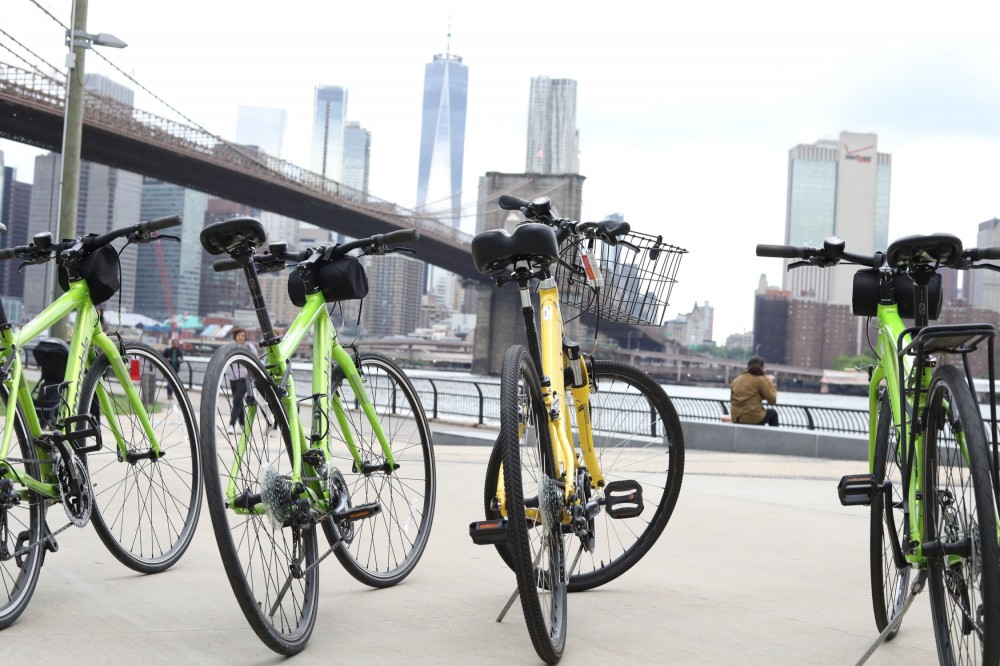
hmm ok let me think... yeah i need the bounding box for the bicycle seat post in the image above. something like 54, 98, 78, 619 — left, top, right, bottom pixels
235, 251, 279, 347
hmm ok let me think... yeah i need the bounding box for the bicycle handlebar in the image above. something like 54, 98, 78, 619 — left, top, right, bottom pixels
0, 214, 182, 263
496, 193, 632, 246
213, 228, 421, 273
757, 236, 1000, 271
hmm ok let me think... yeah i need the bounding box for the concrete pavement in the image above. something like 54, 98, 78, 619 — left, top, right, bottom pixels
2, 445, 937, 665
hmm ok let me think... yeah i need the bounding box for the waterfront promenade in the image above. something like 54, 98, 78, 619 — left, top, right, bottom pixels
3, 440, 936, 665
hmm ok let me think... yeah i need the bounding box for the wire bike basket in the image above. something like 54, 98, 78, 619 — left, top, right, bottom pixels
554, 230, 687, 326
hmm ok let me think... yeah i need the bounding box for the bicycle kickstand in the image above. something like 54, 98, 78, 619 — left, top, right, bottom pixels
854, 569, 927, 666
496, 538, 586, 623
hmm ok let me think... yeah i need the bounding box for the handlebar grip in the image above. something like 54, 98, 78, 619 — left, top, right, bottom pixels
974, 247, 1000, 260
141, 214, 182, 233
0, 246, 20, 261
382, 229, 420, 246
213, 258, 241, 272
498, 193, 531, 211
756, 244, 805, 259
597, 220, 631, 241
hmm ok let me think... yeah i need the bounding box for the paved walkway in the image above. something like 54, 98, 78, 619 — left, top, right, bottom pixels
1, 444, 938, 665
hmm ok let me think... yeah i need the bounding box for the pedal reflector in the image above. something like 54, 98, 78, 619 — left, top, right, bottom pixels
469, 519, 508, 545
604, 480, 644, 519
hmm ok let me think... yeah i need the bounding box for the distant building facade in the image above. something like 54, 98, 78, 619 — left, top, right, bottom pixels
525, 77, 580, 175
342, 121, 371, 193
137, 179, 207, 320
968, 218, 1000, 312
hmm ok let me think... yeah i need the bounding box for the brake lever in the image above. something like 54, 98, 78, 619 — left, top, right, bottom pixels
386, 247, 417, 255
969, 263, 1000, 273
787, 260, 810, 270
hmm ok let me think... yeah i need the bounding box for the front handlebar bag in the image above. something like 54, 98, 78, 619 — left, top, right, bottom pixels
57, 244, 122, 305
287, 255, 369, 307
852, 269, 942, 320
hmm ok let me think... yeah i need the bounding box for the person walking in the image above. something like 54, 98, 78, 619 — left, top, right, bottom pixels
227, 327, 259, 433
730, 356, 779, 426
164, 338, 184, 402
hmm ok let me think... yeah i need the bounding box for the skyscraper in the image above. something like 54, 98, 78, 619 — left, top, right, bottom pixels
342, 120, 371, 193
136, 178, 207, 321
25, 153, 142, 317
236, 105, 287, 157
783, 131, 891, 305
416, 50, 468, 229
311, 86, 348, 181
525, 77, 580, 175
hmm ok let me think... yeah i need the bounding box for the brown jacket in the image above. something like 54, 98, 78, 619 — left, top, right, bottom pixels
730, 372, 777, 424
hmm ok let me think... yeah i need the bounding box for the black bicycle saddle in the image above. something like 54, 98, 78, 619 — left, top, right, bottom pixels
200, 217, 267, 256
886, 233, 963, 268
471, 223, 560, 274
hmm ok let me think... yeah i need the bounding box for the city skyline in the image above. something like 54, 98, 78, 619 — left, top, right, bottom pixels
3, 1, 1000, 340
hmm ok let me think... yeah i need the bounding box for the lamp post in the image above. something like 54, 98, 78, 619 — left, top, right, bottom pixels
52, 0, 126, 339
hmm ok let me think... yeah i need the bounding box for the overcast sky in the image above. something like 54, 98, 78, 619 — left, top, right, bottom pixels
3, 0, 1000, 340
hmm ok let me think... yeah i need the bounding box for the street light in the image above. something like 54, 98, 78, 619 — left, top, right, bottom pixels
52, 0, 126, 339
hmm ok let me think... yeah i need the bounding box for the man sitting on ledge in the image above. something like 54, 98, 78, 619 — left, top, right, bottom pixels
729, 356, 779, 426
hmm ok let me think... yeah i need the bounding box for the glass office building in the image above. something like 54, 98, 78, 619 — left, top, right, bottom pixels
783, 131, 891, 305
416, 52, 468, 229
311, 86, 348, 182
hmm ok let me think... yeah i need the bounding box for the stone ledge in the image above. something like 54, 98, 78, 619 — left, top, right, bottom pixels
681, 420, 867, 461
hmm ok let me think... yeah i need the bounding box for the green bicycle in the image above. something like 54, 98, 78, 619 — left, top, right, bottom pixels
0, 215, 202, 629
198, 217, 436, 655
758, 233, 1000, 664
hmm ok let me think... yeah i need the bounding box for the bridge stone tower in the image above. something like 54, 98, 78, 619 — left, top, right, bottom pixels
471, 172, 585, 375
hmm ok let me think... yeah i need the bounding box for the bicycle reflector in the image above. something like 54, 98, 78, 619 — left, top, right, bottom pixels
129, 359, 141, 381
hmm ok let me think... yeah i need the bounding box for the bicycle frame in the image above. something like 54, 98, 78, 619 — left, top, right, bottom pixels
495, 273, 607, 519
0, 281, 161, 498
225, 289, 395, 515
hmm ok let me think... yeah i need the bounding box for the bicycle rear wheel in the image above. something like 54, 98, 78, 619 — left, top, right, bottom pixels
567, 360, 684, 591
500, 345, 566, 664
923, 364, 1000, 664
200, 345, 318, 655
0, 384, 44, 629
870, 391, 909, 638
324, 352, 435, 588
81, 343, 201, 573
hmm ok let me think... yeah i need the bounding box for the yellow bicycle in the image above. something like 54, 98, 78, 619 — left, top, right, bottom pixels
469, 194, 687, 663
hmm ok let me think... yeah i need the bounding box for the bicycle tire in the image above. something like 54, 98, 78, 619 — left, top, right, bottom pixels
565, 360, 684, 591
870, 391, 909, 639
500, 345, 566, 664
324, 352, 436, 588
80, 342, 202, 573
200, 344, 318, 655
0, 383, 44, 629
923, 364, 1000, 664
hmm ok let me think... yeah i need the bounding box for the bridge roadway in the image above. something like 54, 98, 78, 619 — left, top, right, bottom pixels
0, 62, 477, 280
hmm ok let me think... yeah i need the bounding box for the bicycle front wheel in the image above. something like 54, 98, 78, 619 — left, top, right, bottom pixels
81, 342, 202, 573
200, 344, 319, 656
500, 345, 566, 664
325, 352, 436, 588
923, 364, 1000, 664
0, 383, 44, 629
567, 360, 684, 592
870, 390, 909, 638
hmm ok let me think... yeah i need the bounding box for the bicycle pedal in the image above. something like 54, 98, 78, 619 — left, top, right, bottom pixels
603, 480, 644, 519
62, 414, 103, 454
837, 474, 879, 506
469, 519, 508, 545
331, 502, 381, 523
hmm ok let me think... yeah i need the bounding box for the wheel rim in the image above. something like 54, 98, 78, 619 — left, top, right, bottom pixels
206, 351, 317, 649
85, 347, 200, 567
327, 357, 434, 581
